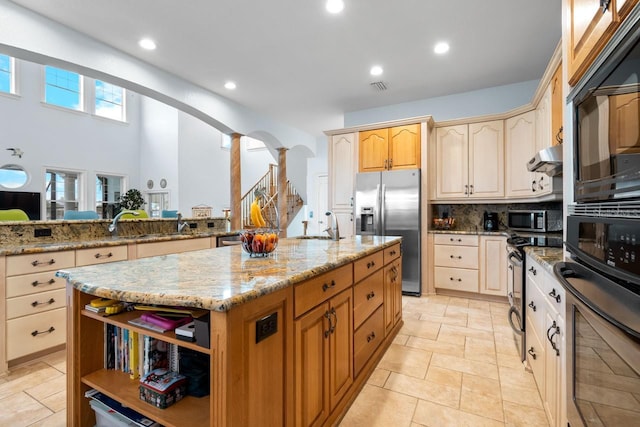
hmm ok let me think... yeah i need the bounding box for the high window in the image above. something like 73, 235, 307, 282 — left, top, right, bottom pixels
45, 169, 80, 220
95, 80, 125, 121
44, 66, 82, 110
0, 54, 14, 94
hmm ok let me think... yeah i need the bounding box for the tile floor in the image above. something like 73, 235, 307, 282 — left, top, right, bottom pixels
0, 295, 549, 427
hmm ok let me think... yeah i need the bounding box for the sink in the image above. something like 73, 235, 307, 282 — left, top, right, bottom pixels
295, 235, 345, 240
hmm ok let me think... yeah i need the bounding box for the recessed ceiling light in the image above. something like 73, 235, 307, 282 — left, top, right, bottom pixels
224, 81, 237, 90
434, 42, 450, 55
139, 38, 156, 50
370, 65, 383, 76
326, 0, 344, 14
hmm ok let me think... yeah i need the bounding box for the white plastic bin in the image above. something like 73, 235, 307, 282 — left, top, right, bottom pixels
89, 399, 136, 427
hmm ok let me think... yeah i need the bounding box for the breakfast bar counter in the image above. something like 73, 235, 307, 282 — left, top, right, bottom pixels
64, 235, 404, 426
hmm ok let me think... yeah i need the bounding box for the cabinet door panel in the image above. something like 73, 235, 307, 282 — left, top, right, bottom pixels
479, 236, 507, 296
389, 124, 420, 170
469, 120, 504, 198
505, 111, 536, 197
436, 125, 469, 199
331, 133, 356, 210
329, 289, 353, 410
359, 129, 388, 172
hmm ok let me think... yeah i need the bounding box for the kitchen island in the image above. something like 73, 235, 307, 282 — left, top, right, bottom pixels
60, 235, 403, 427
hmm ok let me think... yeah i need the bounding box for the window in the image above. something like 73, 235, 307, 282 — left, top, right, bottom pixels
45, 169, 79, 220
147, 192, 169, 218
96, 174, 123, 219
0, 54, 14, 94
44, 66, 82, 110
0, 164, 28, 189
95, 80, 125, 121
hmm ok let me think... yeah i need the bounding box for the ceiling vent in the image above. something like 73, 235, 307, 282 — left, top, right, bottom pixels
370, 81, 387, 91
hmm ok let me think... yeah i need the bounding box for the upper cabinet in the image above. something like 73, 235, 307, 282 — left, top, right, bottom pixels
330, 133, 356, 211
566, 0, 639, 86
359, 124, 420, 172
435, 121, 504, 199
505, 111, 537, 198
550, 63, 563, 145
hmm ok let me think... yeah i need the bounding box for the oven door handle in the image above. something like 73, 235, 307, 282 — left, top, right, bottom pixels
508, 306, 523, 335
508, 251, 523, 267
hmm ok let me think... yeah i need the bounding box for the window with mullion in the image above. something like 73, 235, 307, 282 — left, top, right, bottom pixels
0, 54, 14, 94
95, 80, 125, 121
44, 66, 83, 111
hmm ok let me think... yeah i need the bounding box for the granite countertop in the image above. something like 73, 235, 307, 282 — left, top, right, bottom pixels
0, 230, 238, 256
524, 246, 564, 274
428, 229, 510, 236
57, 235, 401, 312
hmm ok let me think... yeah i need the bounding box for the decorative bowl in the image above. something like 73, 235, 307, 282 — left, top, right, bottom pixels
239, 229, 279, 257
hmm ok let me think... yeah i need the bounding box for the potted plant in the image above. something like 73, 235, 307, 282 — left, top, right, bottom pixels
117, 188, 145, 211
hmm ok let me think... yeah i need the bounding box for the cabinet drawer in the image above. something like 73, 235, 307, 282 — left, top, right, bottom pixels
76, 245, 128, 267
526, 323, 545, 393
543, 274, 565, 314
7, 288, 66, 319
6, 271, 65, 298
434, 267, 479, 292
383, 244, 401, 264
294, 263, 353, 318
136, 237, 211, 258
7, 307, 66, 360
434, 245, 478, 269
526, 282, 545, 339
6, 251, 75, 277
434, 234, 478, 247
354, 250, 384, 283
354, 305, 384, 377
353, 269, 384, 328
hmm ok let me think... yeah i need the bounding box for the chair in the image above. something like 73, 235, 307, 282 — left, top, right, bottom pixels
120, 209, 149, 219
0, 209, 29, 221
161, 210, 179, 218
63, 210, 100, 220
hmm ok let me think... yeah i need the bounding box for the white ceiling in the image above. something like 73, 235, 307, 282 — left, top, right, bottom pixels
9, 0, 562, 137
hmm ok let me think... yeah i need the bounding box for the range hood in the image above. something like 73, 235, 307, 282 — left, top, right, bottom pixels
527, 144, 563, 176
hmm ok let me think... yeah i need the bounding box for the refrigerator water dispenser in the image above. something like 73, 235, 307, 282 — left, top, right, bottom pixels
359, 207, 375, 234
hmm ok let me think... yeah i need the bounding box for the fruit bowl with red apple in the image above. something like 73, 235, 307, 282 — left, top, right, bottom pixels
239, 229, 279, 257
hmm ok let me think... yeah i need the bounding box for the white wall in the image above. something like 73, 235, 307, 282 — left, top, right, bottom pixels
0, 59, 141, 211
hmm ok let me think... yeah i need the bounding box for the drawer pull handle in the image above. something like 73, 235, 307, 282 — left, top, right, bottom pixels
324, 308, 337, 338
94, 252, 113, 259
389, 250, 396, 256
449, 238, 462, 242
31, 298, 55, 307
367, 291, 375, 300
367, 332, 376, 343
449, 277, 462, 282
548, 289, 561, 303
528, 301, 536, 312
31, 326, 55, 337
547, 321, 561, 356
367, 261, 376, 269
450, 255, 462, 259
527, 347, 537, 360
31, 279, 56, 287
31, 259, 56, 267
528, 266, 537, 275
322, 280, 336, 292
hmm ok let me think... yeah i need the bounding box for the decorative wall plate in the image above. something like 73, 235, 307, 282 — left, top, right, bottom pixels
147, 179, 154, 189
160, 178, 167, 188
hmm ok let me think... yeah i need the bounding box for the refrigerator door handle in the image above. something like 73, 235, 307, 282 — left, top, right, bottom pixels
373, 184, 381, 235
380, 184, 386, 236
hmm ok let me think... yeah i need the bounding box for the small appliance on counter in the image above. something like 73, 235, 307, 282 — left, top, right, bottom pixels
483, 211, 499, 231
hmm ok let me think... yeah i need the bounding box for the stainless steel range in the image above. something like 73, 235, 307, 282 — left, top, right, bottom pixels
506, 233, 563, 362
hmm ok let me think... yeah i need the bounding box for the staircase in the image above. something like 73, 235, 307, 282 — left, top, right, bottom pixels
241, 164, 304, 229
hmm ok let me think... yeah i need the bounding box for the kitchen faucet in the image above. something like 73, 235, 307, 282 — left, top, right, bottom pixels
324, 211, 340, 241
177, 212, 188, 233
108, 210, 139, 237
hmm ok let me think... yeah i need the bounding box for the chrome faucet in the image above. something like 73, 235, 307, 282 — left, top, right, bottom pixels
177, 212, 188, 233
324, 211, 340, 241
108, 210, 139, 237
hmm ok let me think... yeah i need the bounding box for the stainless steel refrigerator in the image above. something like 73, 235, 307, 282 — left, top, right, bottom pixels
355, 169, 421, 295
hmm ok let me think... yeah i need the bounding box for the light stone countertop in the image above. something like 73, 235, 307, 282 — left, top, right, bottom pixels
524, 246, 564, 274
428, 229, 509, 236
57, 235, 402, 312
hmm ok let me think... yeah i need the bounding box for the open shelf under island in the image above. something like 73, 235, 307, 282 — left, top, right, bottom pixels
59, 235, 404, 427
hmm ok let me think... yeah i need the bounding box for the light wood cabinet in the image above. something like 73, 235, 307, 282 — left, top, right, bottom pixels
550, 63, 563, 146
609, 92, 640, 154
534, 86, 554, 195
565, 0, 638, 86
383, 244, 401, 336
435, 121, 504, 200
329, 133, 356, 238
359, 124, 420, 172
479, 236, 507, 296
525, 255, 566, 427
505, 111, 537, 197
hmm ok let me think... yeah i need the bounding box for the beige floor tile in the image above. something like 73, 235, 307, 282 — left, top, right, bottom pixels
467, 316, 495, 332
39, 390, 66, 413
437, 332, 467, 346
496, 351, 526, 369
405, 336, 465, 357
440, 324, 495, 341
419, 312, 468, 327
400, 318, 441, 340
338, 384, 417, 427
447, 297, 470, 308
460, 387, 505, 422
464, 337, 497, 364
426, 366, 463, 388
412, 399, 505, 427
25, 409, 66, 427
498, 366, 539, 391
0, 366, 64, 400
503, 400, 549, 426
394, 333, 410, 345
385, 372, 461, 408
431, 353, 499, 380
367, 368, 390, 387
500, 382, 544, 409
445, 305, 471, 317
43, 350, 66, 374
377, 344, 432, 379
462, 373, 502, 398
25, 375, 66, 401
0, 392, 53, 427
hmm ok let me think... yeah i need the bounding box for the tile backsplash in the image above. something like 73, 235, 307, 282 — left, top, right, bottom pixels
432, 202, 563, 232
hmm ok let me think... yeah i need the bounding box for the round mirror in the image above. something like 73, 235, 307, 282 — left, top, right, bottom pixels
0, 164, 28, 189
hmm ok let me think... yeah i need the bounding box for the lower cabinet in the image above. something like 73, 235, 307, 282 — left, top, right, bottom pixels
383, 257, 402, 336
433, 234, 479, 293
479, 235, 507, 296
